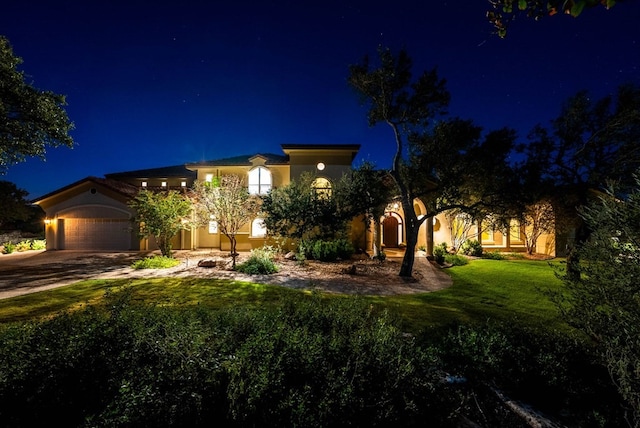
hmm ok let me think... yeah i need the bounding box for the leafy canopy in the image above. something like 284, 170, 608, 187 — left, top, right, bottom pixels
0, 36, 74, 172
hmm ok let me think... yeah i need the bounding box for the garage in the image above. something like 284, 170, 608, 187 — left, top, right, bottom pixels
60, 218, 133, 250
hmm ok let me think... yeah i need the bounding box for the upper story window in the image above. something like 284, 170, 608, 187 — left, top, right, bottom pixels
141, 181, 147, 187
161, 181, 167, 188
312, 177, 332, 198
248, 166, 272, 195
251, 218, 267, 238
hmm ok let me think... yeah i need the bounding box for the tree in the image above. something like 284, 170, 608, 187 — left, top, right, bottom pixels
520, 84, 640, 274
445, 210, 478, 254
0, 180, 31, 229
129, 189, 191, 258
520, 200, 555, 255
333, 162, 395, 257
261, 172, 347, 246
554, 176, 640, 424
191, 175, 259, 267
0, 36, 74, 172
487, 0, 620, 37
350, 49, 518, 276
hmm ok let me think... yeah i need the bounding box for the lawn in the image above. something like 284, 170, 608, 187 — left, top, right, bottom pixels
0, 258, 567, 332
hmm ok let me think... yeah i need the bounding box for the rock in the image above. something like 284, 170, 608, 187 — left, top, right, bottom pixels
341, 264, 357, 275
197, 259, 217, 268
284, 251, 297, 260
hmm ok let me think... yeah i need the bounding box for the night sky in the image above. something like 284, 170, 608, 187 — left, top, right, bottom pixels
2, 1, 638, 199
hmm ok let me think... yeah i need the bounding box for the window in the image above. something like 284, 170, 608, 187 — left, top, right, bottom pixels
181, 181, 187, 187
161, 181, 167, 187
510, 220, 524, 244
208, 220, 218, 234
248, 167, 272, 195
205, 173, 214, 183
141, 181, 147, 187
251, 218, 267, 238
312, 177, 332, 198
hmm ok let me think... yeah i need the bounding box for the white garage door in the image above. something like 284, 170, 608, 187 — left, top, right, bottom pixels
62, 219, 132, 250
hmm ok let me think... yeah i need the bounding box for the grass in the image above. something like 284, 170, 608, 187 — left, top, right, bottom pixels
131, 255, 181, 269
0, 258, 567, 333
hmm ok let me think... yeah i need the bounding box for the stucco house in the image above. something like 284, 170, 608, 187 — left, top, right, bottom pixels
33, 143, 555, 256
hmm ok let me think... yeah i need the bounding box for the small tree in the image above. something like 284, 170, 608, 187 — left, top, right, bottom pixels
554, 176, 640, 424
129, 189, 191, 258
191, 175, 259, 267
261, 172, 345, 244
0, 36, 74, 172
445, 210, 477, 254
520, 200, 555, 255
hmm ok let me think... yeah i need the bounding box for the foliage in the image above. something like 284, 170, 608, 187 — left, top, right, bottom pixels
0, 181, 31, 229
433, 242, 448, 265
191, 175, 259, 267
461, 239, 483, 257
444, 253, 468, 266
519, 84, 640, 273
14, 240, 31, 252
1, 241, 14, 254
487, 0, 620, 37
310, 238, 354, 262
349, 47, 519, 277
261, 172, 348, 243
445, 210, 477, 253
235, 246, 279, 275
131, 255, 181, 270
0, 36, 74, 172
128, 189, 192, 258
482, 251, 507, 260
421, 321, 625, 426
553, 176, 640, 424
30, 239, 46, 250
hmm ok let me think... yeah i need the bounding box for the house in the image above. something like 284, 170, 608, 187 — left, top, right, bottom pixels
33, 143, 555, 256
33, 144, 360, 252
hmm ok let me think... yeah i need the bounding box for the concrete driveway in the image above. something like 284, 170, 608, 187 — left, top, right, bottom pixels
0, 250, 149, 299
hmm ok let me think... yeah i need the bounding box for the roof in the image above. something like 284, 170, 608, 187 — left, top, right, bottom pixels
186, 153, 289, 168
32, 176, 141, 204
105, 164, 197, 179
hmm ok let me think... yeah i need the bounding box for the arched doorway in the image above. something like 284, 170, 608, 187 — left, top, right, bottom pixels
382, 213, 402, 248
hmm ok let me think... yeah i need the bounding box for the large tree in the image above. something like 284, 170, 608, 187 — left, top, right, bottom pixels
0, 36, 74, 172
349, 48, 518, 277
520, 84, 640, 273
0, 180, 31, 229
191, 175, 259, 267
129, 189, 192, 258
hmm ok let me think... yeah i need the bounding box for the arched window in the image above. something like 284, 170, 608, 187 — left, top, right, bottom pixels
251, 218, 267, 238
248, 167, 272, 195
312, 177, 332, 198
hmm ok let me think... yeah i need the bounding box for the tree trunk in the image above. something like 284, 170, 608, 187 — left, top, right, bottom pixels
158, 235, 172, 258
372, 217, 381, 257
230, 235, 238, 268
399, 200, 420, 277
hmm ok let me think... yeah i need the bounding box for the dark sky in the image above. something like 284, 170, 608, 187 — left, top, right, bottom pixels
2, 1, 639, 199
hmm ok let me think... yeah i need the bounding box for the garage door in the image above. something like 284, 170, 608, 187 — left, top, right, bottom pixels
61, 218, 132, 250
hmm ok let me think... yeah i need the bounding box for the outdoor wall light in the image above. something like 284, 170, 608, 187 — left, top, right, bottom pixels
44, 218, 51, 225
316, 162, 325, 171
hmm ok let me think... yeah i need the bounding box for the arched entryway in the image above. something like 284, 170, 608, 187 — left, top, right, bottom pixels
382, 212, 403, 248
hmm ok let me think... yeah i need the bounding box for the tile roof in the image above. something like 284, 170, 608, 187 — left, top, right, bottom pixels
105, 164, 197, 179
32, 176, 141, 203
186, 153, 289, 167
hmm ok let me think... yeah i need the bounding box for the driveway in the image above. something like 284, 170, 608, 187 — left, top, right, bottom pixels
0, 250, 149, 299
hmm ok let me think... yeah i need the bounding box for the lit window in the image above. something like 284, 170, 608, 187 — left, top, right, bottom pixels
208, 220, 218, 234
181, 181, 187, 187
312, 177, 332, 198
161, 181, 167, 187
205, 173, 213, 182
251, 218, 267, 237
248, 167, 272, 195
141, 181, 147, 187
510, 220, 524, 243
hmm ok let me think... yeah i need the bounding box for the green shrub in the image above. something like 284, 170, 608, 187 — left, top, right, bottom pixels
444, 253, 468, 266
311, 238, 354, 262
15, 240, 32, 252
2, 241, 15, 254
461, 240, 483, 257
235, 246, 279, 275
131, 255, 181, 269
482, 251, 506, 260
30, 239, 46, 250
433, 242, 448, 265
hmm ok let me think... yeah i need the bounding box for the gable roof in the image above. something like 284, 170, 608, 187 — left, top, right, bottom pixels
186, 153, 289, 168
31, 176, 140, 204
